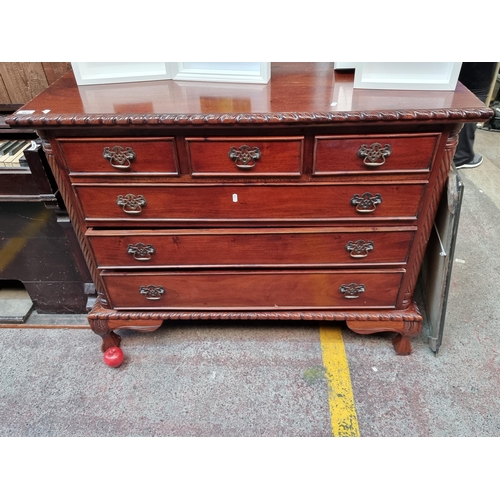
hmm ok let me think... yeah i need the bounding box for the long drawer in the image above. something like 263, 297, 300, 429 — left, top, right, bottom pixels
74, 182, 426, 224
87, 227, 416, 268
58, 137, 179, 174
101, 269, 405, 310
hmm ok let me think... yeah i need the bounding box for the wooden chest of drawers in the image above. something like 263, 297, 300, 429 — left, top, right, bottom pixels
7, 63, 492, 358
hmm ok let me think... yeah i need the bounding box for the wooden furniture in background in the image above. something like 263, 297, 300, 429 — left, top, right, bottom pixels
7, 63, 493, 355
0, 63, 71, 105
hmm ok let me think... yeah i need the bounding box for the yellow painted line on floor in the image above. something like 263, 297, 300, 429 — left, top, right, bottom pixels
320, 326, 360, 437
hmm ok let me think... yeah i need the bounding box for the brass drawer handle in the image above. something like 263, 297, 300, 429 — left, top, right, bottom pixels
340, 283, 365, 299
228, 145, 261, 169
357, 143, 392, 167
116, 194, 147, 214
127, 243, 155, 261
345, 240, 374, 258
139, 285, 165, 300
350, 192, 382, 213
103, 146, 136, 169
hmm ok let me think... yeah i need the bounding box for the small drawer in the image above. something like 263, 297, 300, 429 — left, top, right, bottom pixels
313, 133, 440, 175
186, 137, 303, 176
74, 182, 426, 225
101, 269, 404, 310
58, 137, 178, 174
87, 227, 415, 268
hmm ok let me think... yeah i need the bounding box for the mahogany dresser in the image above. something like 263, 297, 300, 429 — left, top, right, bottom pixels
7, 63, 493, 358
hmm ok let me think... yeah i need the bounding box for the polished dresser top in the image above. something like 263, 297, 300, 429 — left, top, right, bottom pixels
6, 62, 493, 128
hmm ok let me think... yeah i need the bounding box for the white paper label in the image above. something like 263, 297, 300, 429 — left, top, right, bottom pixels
232, 194, 238, 202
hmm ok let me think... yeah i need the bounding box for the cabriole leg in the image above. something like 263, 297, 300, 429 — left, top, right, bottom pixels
346, 318, 422, 355
391, 321, 422, 355
88, 317, 122, 352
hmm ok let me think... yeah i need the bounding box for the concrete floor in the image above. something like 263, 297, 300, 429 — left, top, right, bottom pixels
0, 128, 499, 437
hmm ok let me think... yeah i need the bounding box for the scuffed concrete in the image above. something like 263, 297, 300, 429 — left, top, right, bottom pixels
0, 321, 331, 436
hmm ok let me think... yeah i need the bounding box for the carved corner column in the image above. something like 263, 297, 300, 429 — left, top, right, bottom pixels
39, 132, 104, 295
38, 130, 115, 334
398, 125, 462, 310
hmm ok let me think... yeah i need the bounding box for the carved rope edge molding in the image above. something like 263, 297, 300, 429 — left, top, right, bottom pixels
87, 310, 423, 322
5, 108, 494, 127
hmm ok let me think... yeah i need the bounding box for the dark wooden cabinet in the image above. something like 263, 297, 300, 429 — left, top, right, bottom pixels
0, 109, 91, 314
7, 63, 492, 355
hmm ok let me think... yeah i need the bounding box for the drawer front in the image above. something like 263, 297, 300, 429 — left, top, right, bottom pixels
58, 138, 178, 174
186, 137, 303, 176
102, 270, 404, 309
313, 133, 440, 175
87, 228, 415, 268
75, 183, 426, 223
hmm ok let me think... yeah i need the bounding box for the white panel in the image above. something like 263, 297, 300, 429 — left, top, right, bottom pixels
354, 63, 462, 91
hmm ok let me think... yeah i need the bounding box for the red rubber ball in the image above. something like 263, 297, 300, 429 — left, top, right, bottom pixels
103, 347, 124, 367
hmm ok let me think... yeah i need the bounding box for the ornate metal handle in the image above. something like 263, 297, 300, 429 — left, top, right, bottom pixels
350, 192, 382, 213
228, 145, 261, 169
116, 194, 147, 214
139, 285, 165, 300
103, 146, 136, 169
127, 243, 155, 261
357, 143, 392, 167
340, 283, 365, 299
345, 240, 374, 258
